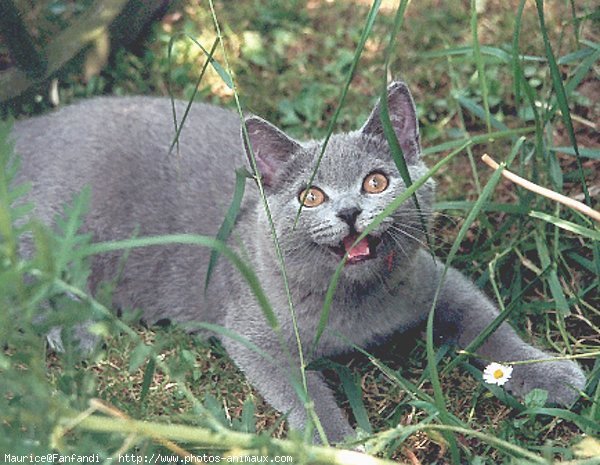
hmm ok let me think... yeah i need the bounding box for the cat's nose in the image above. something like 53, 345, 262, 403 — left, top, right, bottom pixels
337, 207, 362, 227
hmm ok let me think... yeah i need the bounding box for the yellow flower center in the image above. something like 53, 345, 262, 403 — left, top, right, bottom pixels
493, 369, 504, 379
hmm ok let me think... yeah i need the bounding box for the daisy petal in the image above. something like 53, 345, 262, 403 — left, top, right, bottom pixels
483, 362, 513, 386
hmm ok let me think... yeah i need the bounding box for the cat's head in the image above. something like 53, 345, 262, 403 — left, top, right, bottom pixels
242, 81, 435, 285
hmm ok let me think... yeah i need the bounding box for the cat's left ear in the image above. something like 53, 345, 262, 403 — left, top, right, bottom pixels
360, 81, 421, 164
242, 116, 300, 187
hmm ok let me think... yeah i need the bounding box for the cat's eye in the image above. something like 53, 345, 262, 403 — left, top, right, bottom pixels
299, 187, 326, 207
363, 172, 388, 194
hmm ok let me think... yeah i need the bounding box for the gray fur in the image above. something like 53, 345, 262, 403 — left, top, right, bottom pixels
11, 82, 586, 443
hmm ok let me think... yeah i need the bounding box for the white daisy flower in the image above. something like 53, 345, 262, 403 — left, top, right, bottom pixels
482, 362, 513, 386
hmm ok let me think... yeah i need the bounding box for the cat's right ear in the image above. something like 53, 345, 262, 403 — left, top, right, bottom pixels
360, 81, 421, 164
242, 116, 300, 187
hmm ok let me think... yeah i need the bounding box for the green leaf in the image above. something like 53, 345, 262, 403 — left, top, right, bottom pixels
523, 388, 548, 409
205, 168, 251, 292
204, 394, 229, 426
53, 186, 92, 274
457, 96, 508, 131
140, 357, 156, 403
129, 342, 153, 373
240, 399, 256, 434
557, 46, 597, 65
547, 149, 563, 191
338, 367, 372, 434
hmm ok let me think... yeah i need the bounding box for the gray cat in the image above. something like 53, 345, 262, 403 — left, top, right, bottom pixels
11, 82, 586, 444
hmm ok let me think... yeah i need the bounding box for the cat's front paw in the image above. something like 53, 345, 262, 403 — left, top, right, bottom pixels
506, 358, 585, 406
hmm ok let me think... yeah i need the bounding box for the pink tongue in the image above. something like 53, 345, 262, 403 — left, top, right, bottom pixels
343, 234, 371, 260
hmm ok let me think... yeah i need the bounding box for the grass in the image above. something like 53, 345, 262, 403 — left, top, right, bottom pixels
1, 0, 599, 463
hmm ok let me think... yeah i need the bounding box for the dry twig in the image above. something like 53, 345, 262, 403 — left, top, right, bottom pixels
481, 154, 600, 223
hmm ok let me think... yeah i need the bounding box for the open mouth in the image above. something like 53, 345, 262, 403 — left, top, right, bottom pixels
330, 233, 381, 265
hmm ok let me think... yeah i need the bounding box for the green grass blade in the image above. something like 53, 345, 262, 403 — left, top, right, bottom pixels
187, 322, 277, 366
568, 0, 580, 45
550, 146, 600, 159
240, 398, 256, 434
378, 0, 431, 248
338, 367, 373, 434
139, 357, 156, 404
534, 232, 570, 316
327, 331, 467, 427
380, 0, 412, 187
435, 200, 530, 215
423, 137, 524, 457
558, 45, 597, 64
184, 34, 233, 88
78, 234, 280, 331
129, 341, 153, 373
416, 425, 547, 464
534, 0, 591, 205
511, 0, 527, 110
312, 143, 467, 354
562, 47, 600, 97
0, 121, 18, 264
458, 95, 508, 131
167, 36, 220, 155
566, 251, 596, 274
514, 59, 545, 161
421, 126, 535, 156
520, 407, 599, 433
470, 0, 491, 133
53, 186, 91, 273
529, 211, 600, 241
379, 0, 410, 179
205, 168, 251, 293
443, 265, 550, 375
206, 3, 310, 436
318, 360, 372, 434
421, 45, 545, 64
293, 0, 381, 227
